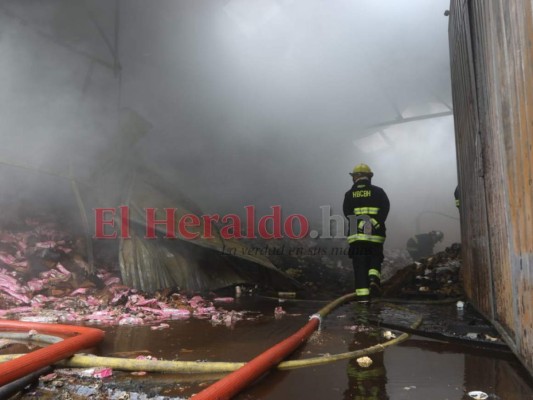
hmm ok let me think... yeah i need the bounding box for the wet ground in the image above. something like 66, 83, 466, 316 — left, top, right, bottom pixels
7, 296, 533, 400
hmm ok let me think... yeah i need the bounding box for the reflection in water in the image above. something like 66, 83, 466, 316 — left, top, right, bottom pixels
385, 340, 465, 399
465, 352, 533, 400
391, 338, 533, 400
345, 355, 387, 400
344, 304, 388, 400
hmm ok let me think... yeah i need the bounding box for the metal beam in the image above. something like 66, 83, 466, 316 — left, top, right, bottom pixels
367, 111, 453, 130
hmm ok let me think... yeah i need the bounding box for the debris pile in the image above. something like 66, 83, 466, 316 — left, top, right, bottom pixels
34, 368, 189, 400
257, 238, 411, 298
256, 238, 422, 299
381, 248, 413, 282
382, 243, 463, 298
258, 238, 353, 297
0, 220, 244, 326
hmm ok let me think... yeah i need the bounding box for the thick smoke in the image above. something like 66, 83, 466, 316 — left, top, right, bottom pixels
0, 0, 458, 250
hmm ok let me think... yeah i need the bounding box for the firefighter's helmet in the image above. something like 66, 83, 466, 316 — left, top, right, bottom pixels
350, 163, 373, 177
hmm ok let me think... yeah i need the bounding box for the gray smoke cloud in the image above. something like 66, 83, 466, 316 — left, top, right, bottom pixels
0, 0, 458, 250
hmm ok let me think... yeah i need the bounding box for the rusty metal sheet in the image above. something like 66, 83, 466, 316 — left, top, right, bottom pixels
469, 0, 515, 337
449, 0, 533, 377
449, 0, 492, 315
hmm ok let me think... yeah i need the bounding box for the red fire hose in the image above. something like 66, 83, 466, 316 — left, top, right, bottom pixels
0, 320, 105, 386
191, 292, 356, 400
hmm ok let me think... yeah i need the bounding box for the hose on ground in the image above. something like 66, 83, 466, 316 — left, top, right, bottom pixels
259, 294, 462, 305
192, 292, 347, 398
0, 366, 53, 399
0, 297, 421, 374
0, 320, 105, 386
0, 332, 64, 344
280, 312, 422, 369
189, 292, 418, 399
0, 314, 417, 374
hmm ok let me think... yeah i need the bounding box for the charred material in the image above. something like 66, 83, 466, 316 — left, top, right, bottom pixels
382, 243, 463, 299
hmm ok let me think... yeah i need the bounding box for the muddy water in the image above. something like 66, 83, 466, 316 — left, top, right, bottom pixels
84, 297, 533, 400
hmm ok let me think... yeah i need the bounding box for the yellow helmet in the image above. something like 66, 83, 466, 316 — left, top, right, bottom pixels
350, 163, 373, 176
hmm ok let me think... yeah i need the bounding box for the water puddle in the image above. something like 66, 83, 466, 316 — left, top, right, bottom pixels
8, 297, 533, 399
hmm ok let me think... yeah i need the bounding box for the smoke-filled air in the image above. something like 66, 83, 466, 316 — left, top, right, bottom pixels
0, 0, 457, 251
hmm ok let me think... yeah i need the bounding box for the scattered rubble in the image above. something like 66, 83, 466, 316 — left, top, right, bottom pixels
344, 325, 372, 333
382, 331, 396, 340
29, 369, 189, 400
468, 391, 489, 400
382, 243, 463, 299
355, 356, 373, 368
257, 238, 412, 298
0, 220, 257, 327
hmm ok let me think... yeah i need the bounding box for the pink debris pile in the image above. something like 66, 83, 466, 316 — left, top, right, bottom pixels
0, 222, 241, 326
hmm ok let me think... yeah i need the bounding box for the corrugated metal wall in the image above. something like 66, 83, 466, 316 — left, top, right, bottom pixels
449, 0, 533, 377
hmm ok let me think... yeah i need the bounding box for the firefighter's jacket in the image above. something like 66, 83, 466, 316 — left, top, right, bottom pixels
343, 179, 390, 244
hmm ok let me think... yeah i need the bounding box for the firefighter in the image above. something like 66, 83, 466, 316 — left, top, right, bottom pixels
406, 230, 444, 261
343, 163, 390, 303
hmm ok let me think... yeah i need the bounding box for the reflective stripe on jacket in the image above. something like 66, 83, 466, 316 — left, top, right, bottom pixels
343, 179, 390, 244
